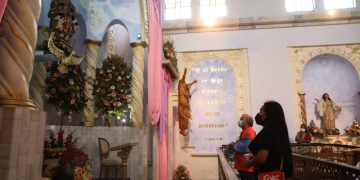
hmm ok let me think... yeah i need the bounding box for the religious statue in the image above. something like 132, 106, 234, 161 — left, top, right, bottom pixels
48, 0, 83, 64
316, 93, 341, 131
178, 68, 197, 136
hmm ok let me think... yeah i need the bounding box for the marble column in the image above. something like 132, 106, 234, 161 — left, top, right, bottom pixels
29, 62, 47, 110
0, 1, 45, 180
129, 41, 147, 127
0, 0, 40, 109
82, 39, 101, 127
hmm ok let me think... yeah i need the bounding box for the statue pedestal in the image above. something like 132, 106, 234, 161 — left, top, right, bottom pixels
0, 107, 46, 180
325, 135, 351, 145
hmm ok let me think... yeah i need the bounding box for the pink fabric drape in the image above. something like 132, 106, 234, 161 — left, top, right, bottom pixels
0, 0, 8, 22
158, 68, 172, 180
148, 0, 163, 124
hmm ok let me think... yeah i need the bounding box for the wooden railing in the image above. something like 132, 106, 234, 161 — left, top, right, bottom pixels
217, 147, 239, 180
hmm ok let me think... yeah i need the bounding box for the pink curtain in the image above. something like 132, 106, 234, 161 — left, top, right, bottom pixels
158, 69, 172, 180
148, 0, 163, 124
0, 0, 7, 22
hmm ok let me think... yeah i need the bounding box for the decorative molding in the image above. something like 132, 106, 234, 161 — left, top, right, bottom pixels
130, 41, 148, 48
84, 39, 101, 46
289, 44, 360, 127
178, 49, 251, 115
163, 10, 360, 34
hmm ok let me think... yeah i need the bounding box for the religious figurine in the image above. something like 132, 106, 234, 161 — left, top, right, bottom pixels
316, 93, 341, 131
178, 68, 197, 136
48, 0, 83, 64
295, 124, 312, 143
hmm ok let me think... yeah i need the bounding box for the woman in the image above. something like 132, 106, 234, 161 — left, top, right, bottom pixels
317, 93, 341, 130
295, 124, 312, 143
245, 101, 293, 179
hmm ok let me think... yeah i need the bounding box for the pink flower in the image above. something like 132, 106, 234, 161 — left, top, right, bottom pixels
51, 88, 56, 94
59, 86, 65, 92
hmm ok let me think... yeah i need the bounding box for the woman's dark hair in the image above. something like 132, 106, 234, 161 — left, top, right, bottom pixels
322, 93, 332, 101
263, 101, 293, 177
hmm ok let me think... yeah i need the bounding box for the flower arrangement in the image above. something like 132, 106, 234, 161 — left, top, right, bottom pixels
43, 129, 91, 180
173, 165, 191, 180
53, 147, 91, 180
94, 55, 132, 126
46, 63, 87, 123
344, 120, 360, 137
308, 120, 326, 139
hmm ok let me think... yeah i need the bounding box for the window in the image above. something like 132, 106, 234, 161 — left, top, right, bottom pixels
200, 0, 227, 18
165, 0, 191, 20
286, 0, 315, 12
324, 0, 356, 10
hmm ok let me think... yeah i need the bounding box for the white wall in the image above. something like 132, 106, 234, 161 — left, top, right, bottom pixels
169, 23, 360, 140
181, 0, 360, 19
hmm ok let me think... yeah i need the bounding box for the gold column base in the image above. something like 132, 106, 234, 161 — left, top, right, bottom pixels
0, 97, 36, 109
84, 121, 96, 127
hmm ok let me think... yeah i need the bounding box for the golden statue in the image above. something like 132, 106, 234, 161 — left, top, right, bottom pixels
178, 68, 197, 136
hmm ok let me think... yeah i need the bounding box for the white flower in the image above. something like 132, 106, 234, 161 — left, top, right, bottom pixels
110, 86, 115, 90
113, 102, 117, 106
69, 79, 74, 85
100, 70, 104, 74
107, 69, 112, 73
70, 99, 75, 104
112, 66, 115, 70
117, 76, 122, 80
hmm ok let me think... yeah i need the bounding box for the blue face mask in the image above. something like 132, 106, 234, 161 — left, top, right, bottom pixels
238, 120, 244, 127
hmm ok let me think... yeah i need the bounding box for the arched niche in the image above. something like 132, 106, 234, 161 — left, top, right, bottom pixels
302, 53, 360, 132
97, 19, 133, 67
289, 44, 360, 129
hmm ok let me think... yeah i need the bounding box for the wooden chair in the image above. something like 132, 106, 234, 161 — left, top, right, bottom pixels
98, 137, 123, 179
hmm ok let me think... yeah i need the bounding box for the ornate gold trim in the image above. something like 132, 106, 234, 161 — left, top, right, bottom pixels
191, 153, 217, 157
289, 44, 360, 127
130, 41, 148, 48
84, 39, 102, 46
0, 97, 36, 109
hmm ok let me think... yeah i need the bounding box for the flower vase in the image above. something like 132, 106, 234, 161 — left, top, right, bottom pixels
103, 114, 111, 127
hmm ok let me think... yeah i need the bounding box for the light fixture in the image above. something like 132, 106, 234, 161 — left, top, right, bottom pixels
327, 10, 337, 16
203, 16, 217, 27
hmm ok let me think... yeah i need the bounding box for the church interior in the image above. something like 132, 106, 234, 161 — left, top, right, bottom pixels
0, 0, 360, 179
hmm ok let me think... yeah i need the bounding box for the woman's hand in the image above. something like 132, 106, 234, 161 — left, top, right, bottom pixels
244, 153, 254, 168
